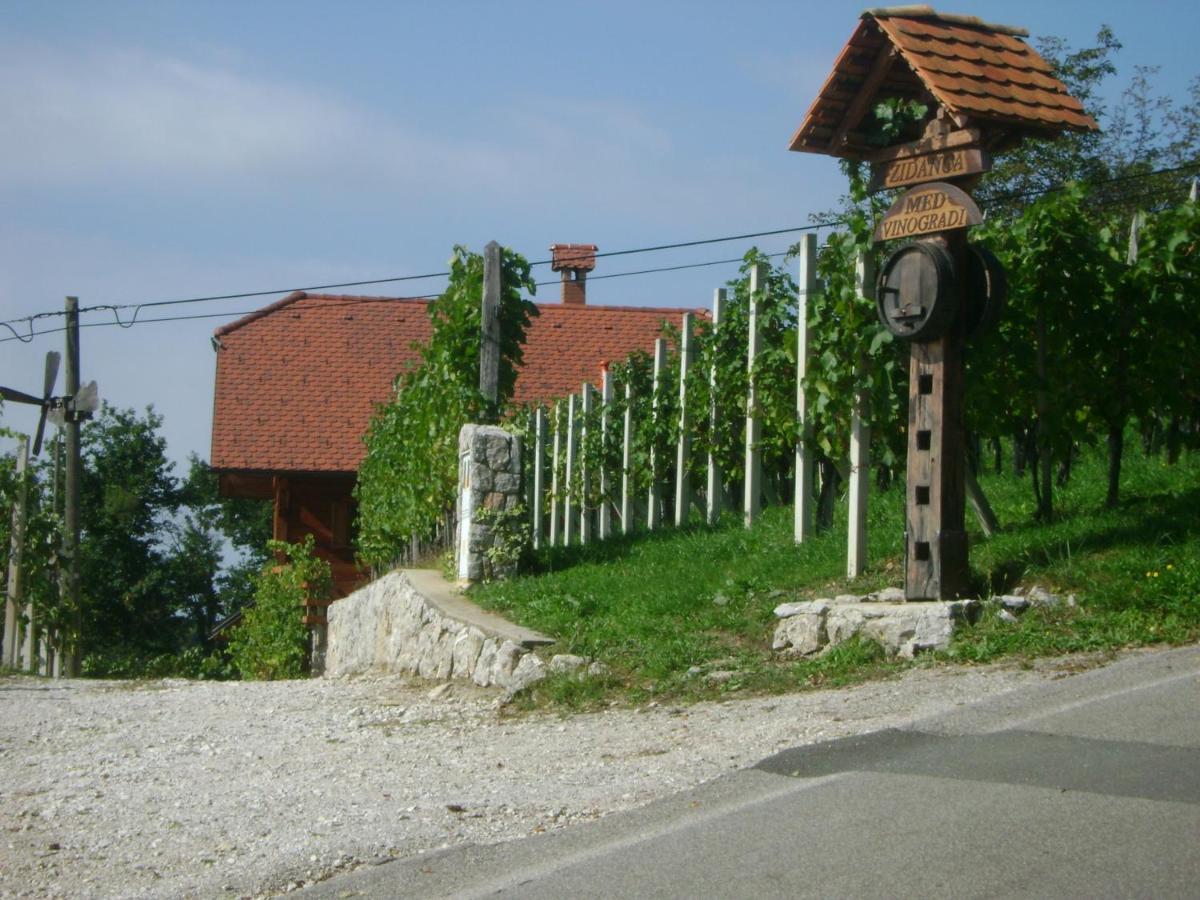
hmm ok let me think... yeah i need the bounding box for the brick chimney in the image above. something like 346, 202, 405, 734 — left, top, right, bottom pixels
550, 243, 598, 305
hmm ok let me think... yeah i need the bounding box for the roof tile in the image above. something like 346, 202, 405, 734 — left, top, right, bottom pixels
210, 293, 703, 474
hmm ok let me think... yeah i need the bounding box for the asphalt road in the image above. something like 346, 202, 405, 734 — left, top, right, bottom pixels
301, 645, 1200, 899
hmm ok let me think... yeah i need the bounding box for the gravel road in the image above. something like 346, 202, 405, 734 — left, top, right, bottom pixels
1, 660, 1080, 898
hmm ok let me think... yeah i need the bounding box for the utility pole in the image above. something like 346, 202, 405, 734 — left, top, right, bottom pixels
63, 296, 82, 676
3, 435, 29, 669
480, 241, 501, 424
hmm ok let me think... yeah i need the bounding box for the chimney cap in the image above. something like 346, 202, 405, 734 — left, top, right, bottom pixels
550, 243, 598, 273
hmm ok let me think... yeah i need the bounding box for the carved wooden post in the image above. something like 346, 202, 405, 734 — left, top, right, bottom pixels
794, 236, 816, 543
706, 289, 726, 526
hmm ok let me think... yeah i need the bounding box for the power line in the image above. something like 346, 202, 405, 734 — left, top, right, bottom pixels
2, 160, 1196, 340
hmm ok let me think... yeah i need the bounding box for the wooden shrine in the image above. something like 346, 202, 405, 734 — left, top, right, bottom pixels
789, 6, 1098, 599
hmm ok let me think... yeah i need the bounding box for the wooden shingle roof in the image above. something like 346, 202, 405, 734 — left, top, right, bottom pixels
789, 6, 1099, 160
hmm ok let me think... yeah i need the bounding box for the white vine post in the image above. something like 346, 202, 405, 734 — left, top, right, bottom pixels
847, 249, 875, 577
532, 406, 546, 550
564, 392, 578, 546
675, 312, 694, 526
647, 338, 667, 530
706, 289, 726, 525
3, 435, 29, 669
549, 401, 561, 547
794, 234, 817, 543
744, 262, 765, 527
599, 367, 613, 540
621, 382, 633, 534
580, 382, 593, 544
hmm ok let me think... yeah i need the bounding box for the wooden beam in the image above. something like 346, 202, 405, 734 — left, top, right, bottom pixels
831, 46, 897, 152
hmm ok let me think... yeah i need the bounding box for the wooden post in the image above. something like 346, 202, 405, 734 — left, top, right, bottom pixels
63, 296, 82, 676
532, 406, 546, 550
706, 289, 726, 526
744, 263, 765, 527
564, 393, 578, 546
480, 241, 501, 423
580, 383, 593, 544
794, 235, 817, 543
847, 251, 874, 578
3, 435, 29, 669
599, 368, 613, 540
647, 338, 666, 530
549, 401, 561, 547
675, 312, 694, 527
621, 382, 633, 534
905, 235, 969, 599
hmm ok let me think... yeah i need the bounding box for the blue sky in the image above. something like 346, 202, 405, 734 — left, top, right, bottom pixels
2, 0, 1197, 470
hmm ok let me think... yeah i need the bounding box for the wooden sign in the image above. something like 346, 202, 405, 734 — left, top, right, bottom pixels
868, 147, 990, 193
873, 182, 983, 243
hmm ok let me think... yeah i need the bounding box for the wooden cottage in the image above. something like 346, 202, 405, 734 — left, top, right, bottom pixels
209, 245, 704, 598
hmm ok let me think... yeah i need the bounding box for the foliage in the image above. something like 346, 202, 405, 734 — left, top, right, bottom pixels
475, 502, 532, 575
226, 535, 329, 680
355, 245, 537, 569
474, 437, 1200, 708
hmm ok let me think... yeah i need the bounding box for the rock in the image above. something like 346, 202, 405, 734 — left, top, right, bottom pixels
833, 594, 863, 605
772, 602, 830, 657
427, 683, 453, 701
503, 653, 546, 695
712, 593, 730, 607
1026, 586, 1060, 608
586, 661, 610, 677
774, 599, 977, 659
548, 654, 589, 674
997, 609, 1019, 624
685, 666, 703, 678
996, 595, 1030, 612
705, 671, 735, 684
868, 587, 906, 603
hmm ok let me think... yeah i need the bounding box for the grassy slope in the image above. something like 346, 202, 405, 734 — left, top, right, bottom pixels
472, 441, 1200, 706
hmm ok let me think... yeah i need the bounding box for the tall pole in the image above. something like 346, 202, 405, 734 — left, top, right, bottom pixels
63, 296, 82, 676
480, 241, 502, 423
3, 436, 29, 669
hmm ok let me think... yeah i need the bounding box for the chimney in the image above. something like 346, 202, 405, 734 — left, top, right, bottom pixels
550, 243, 598, 305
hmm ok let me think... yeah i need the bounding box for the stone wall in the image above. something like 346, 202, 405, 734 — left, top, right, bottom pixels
324, 569, 553, 692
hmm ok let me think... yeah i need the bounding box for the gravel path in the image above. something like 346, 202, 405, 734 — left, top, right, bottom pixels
1, 661, 1076, 898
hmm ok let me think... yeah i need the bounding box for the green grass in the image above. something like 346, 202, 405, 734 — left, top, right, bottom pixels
472, 441, 1200, 708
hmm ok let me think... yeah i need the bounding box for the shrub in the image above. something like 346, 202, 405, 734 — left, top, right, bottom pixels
227, 536, 330, 680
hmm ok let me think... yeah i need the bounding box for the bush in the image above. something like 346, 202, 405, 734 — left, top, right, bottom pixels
226, 536, 330, 680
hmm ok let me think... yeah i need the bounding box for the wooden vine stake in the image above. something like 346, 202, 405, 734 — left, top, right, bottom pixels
599, 367, 613, 540
549, 401, 561, 547
744, 263, 764, 527
793, 237, 816, 542
847, 251, 875, 578
564, 393, 577, 546
674, 312, 693, 526
706, 289, 726, 526
621, 382, 633, 534
647, 338, 666, 530
580, 382, 593, 544
788, 8, 1097, 598
532, 406, 546, 550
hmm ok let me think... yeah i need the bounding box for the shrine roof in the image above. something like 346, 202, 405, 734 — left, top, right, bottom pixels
789, 6, 1099, 160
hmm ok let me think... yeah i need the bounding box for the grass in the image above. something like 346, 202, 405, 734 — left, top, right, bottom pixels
472, 439, 1200, 709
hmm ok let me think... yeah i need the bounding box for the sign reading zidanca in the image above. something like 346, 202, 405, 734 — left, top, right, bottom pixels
873, 182, 984, 243
868, 147, 990, 192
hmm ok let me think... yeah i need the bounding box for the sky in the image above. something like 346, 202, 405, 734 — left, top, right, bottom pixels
2, 0, 1197, 473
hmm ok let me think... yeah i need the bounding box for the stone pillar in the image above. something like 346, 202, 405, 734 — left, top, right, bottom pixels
457, 424, 524, 585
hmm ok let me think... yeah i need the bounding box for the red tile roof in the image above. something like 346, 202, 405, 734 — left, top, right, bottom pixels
210, 292, 702, 475
789, 7, 1098, 160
